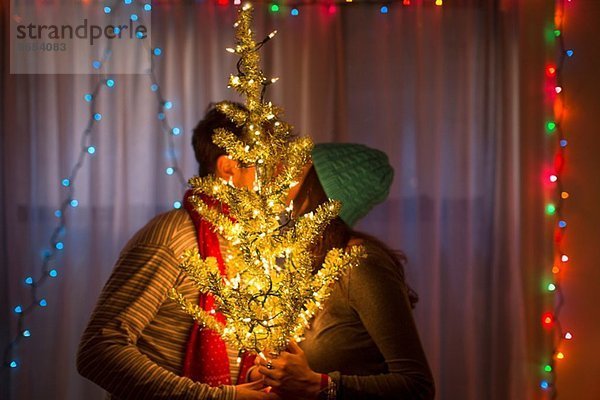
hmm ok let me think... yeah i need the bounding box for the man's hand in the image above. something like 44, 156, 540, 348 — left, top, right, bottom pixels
235, 380, 280, 400
257, 341, 322, 400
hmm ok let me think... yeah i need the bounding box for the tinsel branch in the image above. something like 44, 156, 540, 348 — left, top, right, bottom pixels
170, 2, 364, 354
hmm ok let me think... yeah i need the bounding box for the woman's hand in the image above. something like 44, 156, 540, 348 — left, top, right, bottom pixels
235, 380, 280, 400
245, 357, 266, 383
257, 341, 322, 400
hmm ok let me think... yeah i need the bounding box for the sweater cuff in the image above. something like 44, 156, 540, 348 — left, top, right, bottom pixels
218, 384, 237, 400
316, 372, 339, 400
328, 372, 342, 399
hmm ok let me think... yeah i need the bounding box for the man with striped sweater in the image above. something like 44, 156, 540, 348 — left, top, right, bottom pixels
77, 103, 277, 400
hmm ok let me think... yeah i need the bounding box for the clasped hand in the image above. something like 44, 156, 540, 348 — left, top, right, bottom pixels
253, 341, 322, 400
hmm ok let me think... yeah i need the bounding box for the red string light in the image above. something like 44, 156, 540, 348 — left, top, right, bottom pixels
543, 312, 555, 327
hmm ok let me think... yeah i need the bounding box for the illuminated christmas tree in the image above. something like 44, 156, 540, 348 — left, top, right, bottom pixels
168, 2, 364, 354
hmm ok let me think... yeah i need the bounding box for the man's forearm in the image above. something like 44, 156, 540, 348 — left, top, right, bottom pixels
77, 339, 236, 400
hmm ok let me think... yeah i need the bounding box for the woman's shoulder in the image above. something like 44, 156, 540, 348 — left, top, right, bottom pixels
347, 236, 401, 265
346, 238, 405, 284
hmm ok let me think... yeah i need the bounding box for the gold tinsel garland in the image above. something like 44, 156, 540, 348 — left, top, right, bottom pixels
168, 2, 365, 354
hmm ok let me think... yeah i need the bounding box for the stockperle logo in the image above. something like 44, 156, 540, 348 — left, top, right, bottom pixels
10, 1, 153, 74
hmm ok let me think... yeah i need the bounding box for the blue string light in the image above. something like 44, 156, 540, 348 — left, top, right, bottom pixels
560, 139, 568, 148
4, 0, 187, 369
566, 49, 574, 57
380, 6, 389, 13
138, 0, 186, 195
4, 19, 116, 369
165, 167, 175, 175
291, 8, 299, 16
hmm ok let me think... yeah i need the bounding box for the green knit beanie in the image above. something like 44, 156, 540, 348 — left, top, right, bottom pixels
311, 143, 394, 227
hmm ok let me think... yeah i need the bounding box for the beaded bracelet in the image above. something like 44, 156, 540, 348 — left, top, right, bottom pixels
317, 374, 338, 400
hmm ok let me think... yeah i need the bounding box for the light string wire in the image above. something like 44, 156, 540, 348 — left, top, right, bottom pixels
2, 26, 115, 370
198, 0, 444, 15
541, 0, 574, 396
142, 6, 188, 190
3, 0, 186, 368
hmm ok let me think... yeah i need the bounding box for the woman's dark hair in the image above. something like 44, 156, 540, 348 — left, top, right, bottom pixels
192, 102, 248, 177
293, 166, 419, 308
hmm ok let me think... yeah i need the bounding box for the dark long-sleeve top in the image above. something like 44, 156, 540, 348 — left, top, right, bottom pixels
76, 210, 237, 400
300, 242, 435, 400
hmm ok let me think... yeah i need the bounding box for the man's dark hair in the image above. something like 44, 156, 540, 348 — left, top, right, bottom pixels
192, 102, 247, 176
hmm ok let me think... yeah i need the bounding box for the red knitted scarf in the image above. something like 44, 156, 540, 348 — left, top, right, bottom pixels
182, 190, 255, 386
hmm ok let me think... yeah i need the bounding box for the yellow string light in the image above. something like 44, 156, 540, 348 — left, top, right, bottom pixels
169, 2, 364, 354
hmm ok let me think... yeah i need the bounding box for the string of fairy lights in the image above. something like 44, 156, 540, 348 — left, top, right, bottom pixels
2, 50, 113, 369
3, 0, 186, 369
185, 0, 445, 15
258, 0, 445, 16
540, 0, 574, 397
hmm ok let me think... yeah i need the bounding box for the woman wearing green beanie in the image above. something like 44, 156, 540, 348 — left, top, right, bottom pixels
256, 143, 435, 399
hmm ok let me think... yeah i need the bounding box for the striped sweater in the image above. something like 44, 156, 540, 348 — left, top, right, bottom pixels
77, 209, 238, 400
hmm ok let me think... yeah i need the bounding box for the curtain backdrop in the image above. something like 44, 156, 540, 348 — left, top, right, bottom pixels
1, 1, 548, 399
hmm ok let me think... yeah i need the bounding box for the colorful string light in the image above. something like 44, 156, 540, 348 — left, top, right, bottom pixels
3, 0, 186, 369
97, 1, 449, 18
541, 0, 573, 397
260, 0, 444, 15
